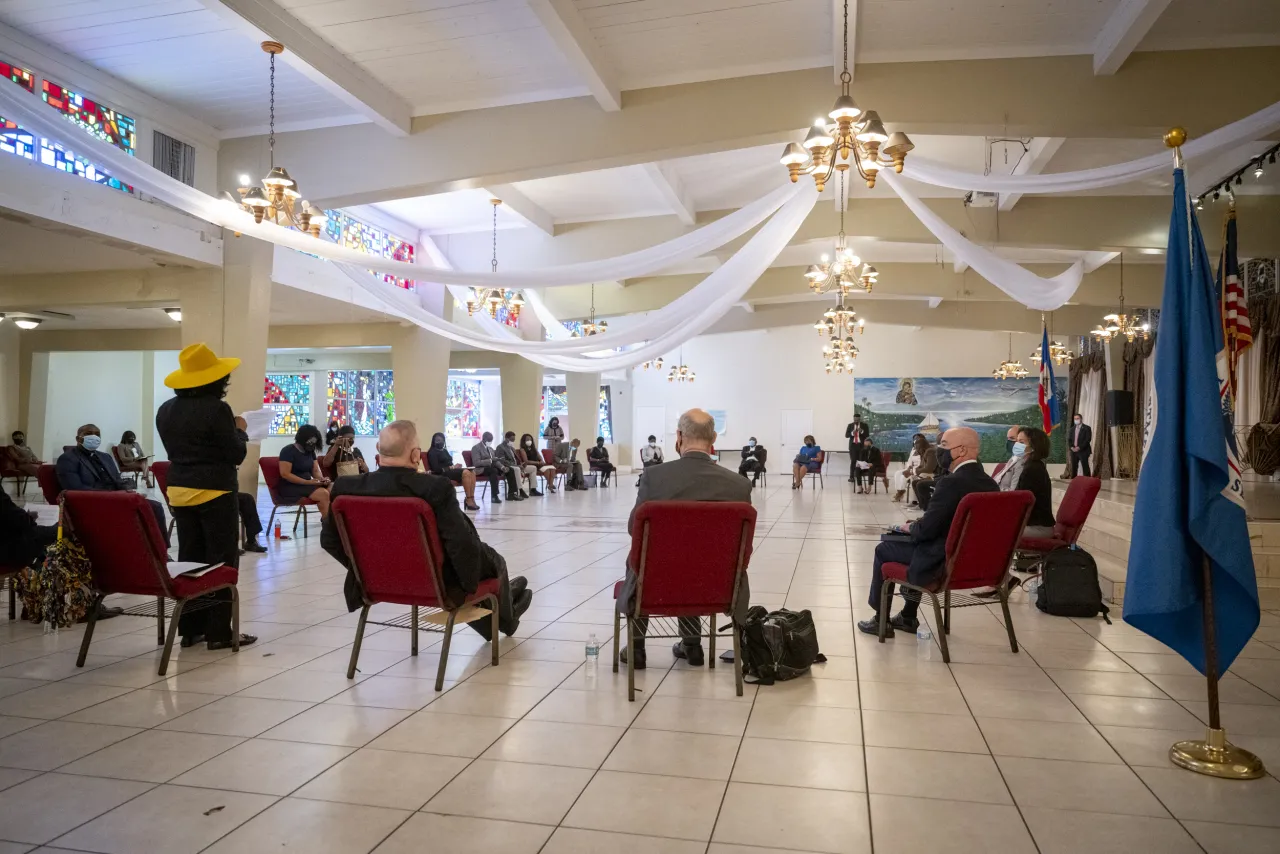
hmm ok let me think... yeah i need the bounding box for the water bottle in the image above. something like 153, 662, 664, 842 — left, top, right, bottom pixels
916, 624, 932, 641
584, 633, 600, 677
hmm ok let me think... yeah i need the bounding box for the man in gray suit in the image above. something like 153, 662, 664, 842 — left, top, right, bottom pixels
618, 408, 752, 669
554, 438, 587, 490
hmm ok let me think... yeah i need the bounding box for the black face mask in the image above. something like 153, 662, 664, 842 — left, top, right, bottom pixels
936, 447, 953, 472
305, 438, 319, 450
1006, 438, 1015, 455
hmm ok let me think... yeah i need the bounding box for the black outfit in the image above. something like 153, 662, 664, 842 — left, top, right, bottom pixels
856, 443, 881, 488
0, 489, 56, 569
321, 466, 518, 640
1014, 458, 1056, 529
237, 492, 263, 542
587, 445, 614, 485
1070, 422, 1093, 478
869, 462, 998, 621
278, 444, 321, 500
55, 446, 170, 548
738, 445, 766, 483
913, 477, 939, 510
155, 394, 249, 645
845, 421, 869, 480
427, 446, 464, 484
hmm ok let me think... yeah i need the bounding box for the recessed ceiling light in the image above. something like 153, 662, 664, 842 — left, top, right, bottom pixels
164, 307, 183, 322
13, 317, 42, 330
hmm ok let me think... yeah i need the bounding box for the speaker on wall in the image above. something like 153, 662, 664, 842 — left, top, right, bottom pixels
1105, 390, 1134, 426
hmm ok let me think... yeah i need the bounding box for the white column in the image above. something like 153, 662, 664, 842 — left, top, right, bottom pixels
565, 371, 600, 444
392, 327, 450, 443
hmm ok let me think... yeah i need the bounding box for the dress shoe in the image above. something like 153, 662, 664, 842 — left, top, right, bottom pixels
529, 488, 543, 497
672, 641, 706, 666
464, 500, 480, 511
519, 489, 529, 499
180, 633, 205, 648
511, 576, 528, 597
619, 646, 647, 669
243, 540, 267, 553
207, 633, 257, 651
857, 617, 892, 637
491, 496, 502, 504
508, 588, 533, 632
890, 612, 919, 633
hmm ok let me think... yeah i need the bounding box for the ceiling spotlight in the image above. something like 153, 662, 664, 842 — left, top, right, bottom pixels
1235, 175, 1243, 186
1195, 197, 1204, 211
1255, 164, 1265, 180
13, 317, 42, 330
1213, 190, 1220, 201
164, 307, 183, 322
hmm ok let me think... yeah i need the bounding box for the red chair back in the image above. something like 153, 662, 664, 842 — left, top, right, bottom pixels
330, 495, 448, 608
151, 460, 172, 507
942, 490, 1035, 591
815, 450, 826, 467
259, 456, 284, 503
1053, 476, 1101, 545
879, 450, 892, 472
627, 501, 756, 616
0, 446, 18, 477
37, 464, 60, 504
61, 490, 176, 598
319, 456, 335, 481
111, 445, 126, 468
541, 449, 556, 466
461, 450, 474, 467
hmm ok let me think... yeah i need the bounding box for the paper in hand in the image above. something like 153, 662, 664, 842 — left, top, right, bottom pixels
239, 407, 275, 442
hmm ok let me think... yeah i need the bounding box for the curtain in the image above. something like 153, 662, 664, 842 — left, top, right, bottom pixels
1244, 290, 1280, 475
1066, 350, 1110, 479
1122, 334, 1158, 461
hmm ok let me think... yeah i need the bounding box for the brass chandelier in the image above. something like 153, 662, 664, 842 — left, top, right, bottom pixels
572, 284, 608, 336
817, 290, 863, 374
667, 348, 695, 383
1030, 313, 1074, 366
231, 42, 327, 236
804, 172, 878, 294
466, 199, 525, 321
992, 334, 1030, 380
640, 356, 664, 371
779, 0, 913, 191
1091, 254, 1149, 342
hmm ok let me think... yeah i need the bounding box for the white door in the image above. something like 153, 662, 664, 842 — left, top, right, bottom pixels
634, 406, 668, 465
779, 409, 813, 455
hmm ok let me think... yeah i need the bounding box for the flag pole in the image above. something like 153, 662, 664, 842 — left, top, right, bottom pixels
1162, 127, 1265, 780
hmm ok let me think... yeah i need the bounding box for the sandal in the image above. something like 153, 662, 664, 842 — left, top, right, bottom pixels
207, 633, 257, 651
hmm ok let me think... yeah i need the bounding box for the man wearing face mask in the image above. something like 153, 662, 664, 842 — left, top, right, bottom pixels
495, 431, 535, 498
638, 435, 663, 487
858, 427, 997, 636
1069, 413, 1092, 478
471, 431, 522, 503
845, 414, 869, 483
555, 437, 587, 490
992, 425, 1022, 480
56, 423, 170, 549
738, 437, 766, 486
9, 430, 42, 479
587, 436, 614, 486
323, 420, 533, 639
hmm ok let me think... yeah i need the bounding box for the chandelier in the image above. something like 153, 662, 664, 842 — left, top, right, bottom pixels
640, 357, 664, 371
804, 172, 878, 294
823, 331, 859, 374
1092, 255, 1149, 342
1030, 313, 1074, 366
466, 199, 525, 321
992, 334, 1030, 380
231, 42, 327, 236
779, 1, 912, 191
814, 291, 866, 339
572, 284, 608, 336
667, 349, 695, 383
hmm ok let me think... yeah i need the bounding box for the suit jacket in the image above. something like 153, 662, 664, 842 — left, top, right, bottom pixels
494, 441, 519, 467
906, 460, 999, 585
56, 447, 127, 492
0, 488, 56, 567
322, 466, 486, 612
470, 441, 498, 469
554, 442, 578, 466
846, 421, 869, 450
1071, 423, 1093, 457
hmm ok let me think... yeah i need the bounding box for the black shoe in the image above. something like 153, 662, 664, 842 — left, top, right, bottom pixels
491, 496, 502, 504
511, 576, 528, 597
207, 633, 257, 651
858, 617, 892, 637
672, 641, 705, 666
619, 646, 647, 669
77, 604, 124, 624
243, 540, 267, 554
503, 588, 533, 637
529, 489, 543, 497
519, 490, 529, 499
890, 612, 919, 633
180, 633, 205, 648
464, 500, 480, 511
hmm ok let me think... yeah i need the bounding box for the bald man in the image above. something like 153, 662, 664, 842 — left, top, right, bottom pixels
618, 408, 752, 669
858, 426, 998, 637
321, 420, 532, 640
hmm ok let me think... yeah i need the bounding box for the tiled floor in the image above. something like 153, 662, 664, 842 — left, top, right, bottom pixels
3, 473, 1280, 853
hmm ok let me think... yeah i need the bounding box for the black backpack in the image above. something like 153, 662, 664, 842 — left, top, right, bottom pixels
1035, 545, 1111, 622
733, 607, 826, 685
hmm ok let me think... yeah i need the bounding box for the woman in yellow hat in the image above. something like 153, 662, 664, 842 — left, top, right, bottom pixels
154, 343, 257, 651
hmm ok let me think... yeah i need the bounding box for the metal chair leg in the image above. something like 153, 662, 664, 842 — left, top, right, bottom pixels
999, 588, 1019, 654
878, 582, 893, 642
293, 505, 302, 533
347, 605, 369, 679
303, 505, 309, 537
626, 615, 636, 702
732, 619, 743, 697
158, 597, 187, 676
267, 506, 277, 536
708, 616, 716, 669
411, 605, 419, 656
490, 594, 500, 667
156, 596, 165, 645
612, 608, 620, 674
7, 577, 14, 620
928, 591, 949, 663
77, 593, 105, 666
435, 610, 457, 691
231, 586, 240, 651
944, 590, 952, 634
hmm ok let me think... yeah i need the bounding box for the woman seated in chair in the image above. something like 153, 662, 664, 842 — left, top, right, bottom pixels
278, 424, 332, 518
322, 425, 369, 479
426, 432, 480, 511
587, 436, 614, 486
791, 435, 823, 489
998, 426, 1055, 537
517, 433, 558, 494
893, 433, 937, 502
116, 430, 154, 488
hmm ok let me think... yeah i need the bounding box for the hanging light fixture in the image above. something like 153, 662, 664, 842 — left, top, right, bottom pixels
992, 334, 1030, 380
666, 348, 695, 383
803, 171, 879, 295
231, 43, 327, 236
1091, 254, 1149, 342
640, 356, 664, 371
163, 307, 183, 322
780, 0, 912, 191
1029, 313, 1074, 366
466, 199, 525, 322
572, 284, 608, 337
813, 291, 866, 340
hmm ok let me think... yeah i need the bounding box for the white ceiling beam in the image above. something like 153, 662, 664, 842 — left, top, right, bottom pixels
953, 258, 969, 274
832, 0, 858, 83
197, 0, 412, 136
485, 185, 556, 236
1092, 0, 1175, 75
998, 137, 1067, 211
641, 163, 696, 225
526, 0, 622, 112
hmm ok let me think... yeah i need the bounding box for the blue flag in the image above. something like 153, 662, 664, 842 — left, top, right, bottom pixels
1037, 323, 1059, 433
1123, 169, 1259, 676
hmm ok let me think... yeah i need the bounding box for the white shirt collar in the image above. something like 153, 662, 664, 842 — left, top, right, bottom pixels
951, 458, 978, 471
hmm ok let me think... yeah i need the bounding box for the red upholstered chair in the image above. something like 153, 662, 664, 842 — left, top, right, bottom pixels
259, 456, 319, 537
36, 464, 61, 505
540, 448, 566, 490
1018, 476, 1101, 554
61, 490, 241, 675
1, 447, 30, 496
878, 490, 1034, 663
331, 495, 500, 689
612, 500, 756, 701
459, 450, 492, 499
150, 460, 177, 538
805, 450, 826, 489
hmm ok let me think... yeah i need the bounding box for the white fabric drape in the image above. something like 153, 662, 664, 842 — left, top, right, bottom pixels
880, 171, 1084, 310
1142, 349, 1158, 459
903, 100, 1280, 194
1235, 344, 1262, 429
1079, 369, 1105, 467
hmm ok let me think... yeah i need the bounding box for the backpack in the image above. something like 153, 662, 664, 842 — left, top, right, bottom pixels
1034, 545, 1112, 623
734, 607, 826, 685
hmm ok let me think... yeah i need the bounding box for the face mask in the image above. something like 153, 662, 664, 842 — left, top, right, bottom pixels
13, 436, 23, 446
1012, 442, 1026, 457
1074, 419, 1082, 426
306, 438, 319, 450
649, 442, 656, 448
433, 439, 444, 449
82, 435, 102, 452
1006, 439, 1016, 455
748, 440, 756, 448
936, 447, 953, 472
805, 441, 814, 448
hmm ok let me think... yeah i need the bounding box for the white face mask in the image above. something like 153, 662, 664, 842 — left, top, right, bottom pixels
1074, 419, 1082, 426
648, 442, 656, 448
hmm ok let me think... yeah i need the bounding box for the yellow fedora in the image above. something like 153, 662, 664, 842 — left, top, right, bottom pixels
165, 343, 241, 389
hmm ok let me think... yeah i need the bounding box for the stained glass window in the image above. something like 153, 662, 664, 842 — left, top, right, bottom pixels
598, 386, 614, 444
539, 385, 612, 441
445, 379, 482, 439
493, 291, 521, 329
0, 61, 33, 93
42, 80, 136, 156
264, 373, 311, 437
322, 209, 415, 289
326, 370, 395, 437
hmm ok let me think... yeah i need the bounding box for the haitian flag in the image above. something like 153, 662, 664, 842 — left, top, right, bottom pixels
1038, 323, 1059, 433
1122, 168, 1258, 676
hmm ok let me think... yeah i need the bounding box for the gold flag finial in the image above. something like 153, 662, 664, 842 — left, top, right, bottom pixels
1164, 127, 1187, 148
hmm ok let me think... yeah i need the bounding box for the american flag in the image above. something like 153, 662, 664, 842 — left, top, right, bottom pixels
1217, 207, 1252, 400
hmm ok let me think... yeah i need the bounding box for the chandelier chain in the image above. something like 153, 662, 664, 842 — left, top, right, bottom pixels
491, 202, 498, 273
838, 169, 845, 236
840, 0, 851, 86
268, 51, 275, 168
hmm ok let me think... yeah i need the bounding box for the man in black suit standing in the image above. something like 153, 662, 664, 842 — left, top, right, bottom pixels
618, 408, 752, 669
845, 414, 869, 483
857, 427, 997, 636
321, 420, 533, 640
1069, 413, 1093, 478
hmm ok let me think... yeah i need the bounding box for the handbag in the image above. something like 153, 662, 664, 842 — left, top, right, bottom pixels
335, 448, 362, 478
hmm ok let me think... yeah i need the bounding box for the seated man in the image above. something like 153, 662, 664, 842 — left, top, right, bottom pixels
618, 409, 752, 669
470, 432, 522, 503
9, 430, 42, 477
237, 492, 267, 553
495, 431, 535, 498
322, 420, 532, 640
638, 435, 664, 487
57, 423, 170, 549
991, 425, 1021, 480
858, 427, 997, 636
555, 438, 587, 490
587, 437, 614, 486
855, 436, 883, 494
738, 437, 766, 486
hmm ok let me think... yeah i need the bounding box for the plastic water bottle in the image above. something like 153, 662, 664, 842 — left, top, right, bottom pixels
916, 624, 933, 642
585, 633, 600, 677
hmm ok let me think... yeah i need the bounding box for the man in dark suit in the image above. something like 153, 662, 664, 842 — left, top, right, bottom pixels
321, 420, 533, 641
1070, 413, 1093, 478
845, 414, 869, 483
618, 409, 752, 669
857, 427, 998, 636
56, 423, 169, 548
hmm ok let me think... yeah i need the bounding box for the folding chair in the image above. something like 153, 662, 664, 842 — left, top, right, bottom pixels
111, 445, 139, 488
612, 500, 756, 701
150, 460, 177, 538
805, 450, 826, 489
878, 490, 1034, 663
332, 495, 501, 690
1018, 476, 1101, 555
541, 449, 566, 490
1, 447, 30, 496
259, 456, 319, 537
